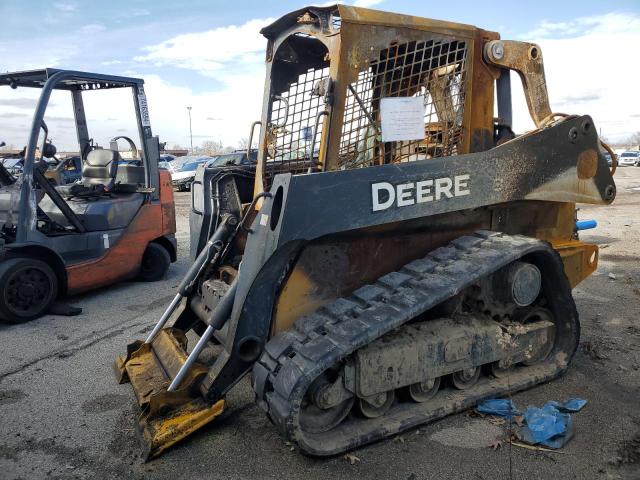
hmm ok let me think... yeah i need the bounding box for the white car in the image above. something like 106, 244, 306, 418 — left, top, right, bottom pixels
170, 155, 214, 191
618, 151, 640, 166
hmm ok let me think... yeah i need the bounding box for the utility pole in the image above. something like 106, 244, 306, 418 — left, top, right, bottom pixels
186, 106, 193, 153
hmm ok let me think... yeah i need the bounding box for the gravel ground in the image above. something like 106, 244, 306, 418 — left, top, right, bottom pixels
0, 168, 639, 480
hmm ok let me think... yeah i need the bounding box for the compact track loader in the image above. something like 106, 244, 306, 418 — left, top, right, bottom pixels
116, 5, 616, 459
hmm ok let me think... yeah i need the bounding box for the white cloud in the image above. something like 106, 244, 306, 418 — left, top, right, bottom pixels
0, 70, 265, 151
81, 24, 106, 34
353, 0, 384, 7
141, 73, 264, 148
520, 12, 638, 39
127, 17, 278, 149
316, 0, 384, 7
134, 18, 274, 75
53, 2, 76, 12
511, 12, 640, 141
128, 8, 150, 17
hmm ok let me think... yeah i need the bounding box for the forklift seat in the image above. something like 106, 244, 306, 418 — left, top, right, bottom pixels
83, 149, 119, 190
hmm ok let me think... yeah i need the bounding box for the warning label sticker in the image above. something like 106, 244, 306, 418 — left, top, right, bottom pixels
380, 97, 425, 142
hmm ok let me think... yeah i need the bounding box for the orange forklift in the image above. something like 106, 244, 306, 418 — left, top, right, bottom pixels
0, 69, 177, 323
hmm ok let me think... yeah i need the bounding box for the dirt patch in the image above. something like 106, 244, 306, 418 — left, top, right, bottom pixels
81, 394, 129, 414
429, 420, 503, 449
125, 294, 176, 312
0, 443, 19, 461
0, 389, 26, 405
612, 432, 640, 466
599, 253, 640, 264
136, 324, 154, 335
107, 405, 141, 463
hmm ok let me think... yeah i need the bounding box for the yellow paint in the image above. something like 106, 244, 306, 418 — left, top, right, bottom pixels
552, 241, 598, 288
141, 399, 226, 460
273, 268, 326, 335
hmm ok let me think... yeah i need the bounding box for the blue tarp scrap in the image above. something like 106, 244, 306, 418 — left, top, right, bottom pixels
475, 398, 520, 419
548, 398, 588, 413
518, 403, 575, 448
475, 398, 587, 449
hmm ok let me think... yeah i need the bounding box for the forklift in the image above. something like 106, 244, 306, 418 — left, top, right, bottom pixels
0, 69, 177, 323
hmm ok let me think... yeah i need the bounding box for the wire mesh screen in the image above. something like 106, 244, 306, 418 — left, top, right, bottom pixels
338, 38, 468, 169
267, 66, 330, 166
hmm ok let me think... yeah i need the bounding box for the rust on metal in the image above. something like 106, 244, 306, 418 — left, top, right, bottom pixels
253, 4, 499, 197
120, 329, 208, 407
577, 148, 599, 179
116, 328, 224, 459
553, 240, 599, 288
140, 396, 225, 460
483, 39, 552, 128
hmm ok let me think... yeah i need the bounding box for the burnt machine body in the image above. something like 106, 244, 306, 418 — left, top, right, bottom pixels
117, 5, 615, 459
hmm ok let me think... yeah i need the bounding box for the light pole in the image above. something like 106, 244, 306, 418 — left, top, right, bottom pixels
186, 106, 193, 153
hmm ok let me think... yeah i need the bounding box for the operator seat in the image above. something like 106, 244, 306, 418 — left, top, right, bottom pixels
81, 149, 119, 191
55, 149, 119, 199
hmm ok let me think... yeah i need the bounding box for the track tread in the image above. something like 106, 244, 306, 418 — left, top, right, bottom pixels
252, 232, 577, 456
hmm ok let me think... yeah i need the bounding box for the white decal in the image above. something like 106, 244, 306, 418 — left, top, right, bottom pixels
396, 183, 415, 207
372, 174, 471, 212
380, 97, 425, 142
260, 214, 269, 226
434, 177, 453, 200
416, 180, 433, 203
138, 92, 151, 127
455, 174, 471, 197
371, 182, 395, 212
103, 233, 110, 249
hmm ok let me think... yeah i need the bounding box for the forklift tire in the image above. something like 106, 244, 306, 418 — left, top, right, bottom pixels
0, 257, 58, 324
139, 242, 171, 282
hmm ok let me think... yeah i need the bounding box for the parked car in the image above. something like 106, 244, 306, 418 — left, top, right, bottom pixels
170, 155, 213, 191
1, 157, 23, 177
205, 150, 258, 168
44, 155, 82, 185
618, 151, 640, 167
158, 154, 175, 171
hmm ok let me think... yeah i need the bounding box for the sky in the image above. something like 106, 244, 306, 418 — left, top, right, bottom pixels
1, 0, 639, 151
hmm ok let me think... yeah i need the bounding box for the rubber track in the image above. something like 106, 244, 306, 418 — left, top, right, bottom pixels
252, 231, 578, 455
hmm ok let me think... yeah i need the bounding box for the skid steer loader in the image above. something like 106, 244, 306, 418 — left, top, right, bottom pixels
116, 4, 616, 459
